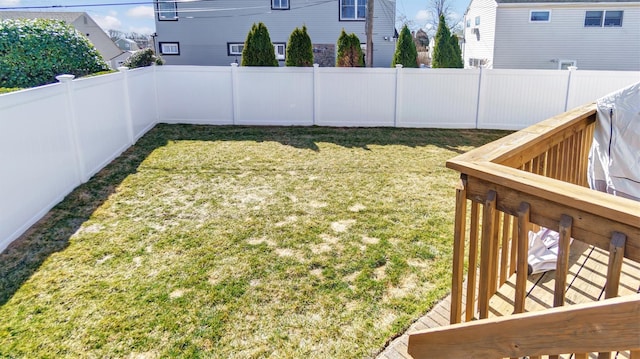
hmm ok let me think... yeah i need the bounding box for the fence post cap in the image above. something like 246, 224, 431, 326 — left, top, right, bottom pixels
395, 64, 403, 69
313, 63, 320, 68
118, 66, 129, 72
231, 63, 239, 67
56, 74, 76, 82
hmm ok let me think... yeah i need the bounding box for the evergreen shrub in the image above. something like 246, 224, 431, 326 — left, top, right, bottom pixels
0, 18, 109, 88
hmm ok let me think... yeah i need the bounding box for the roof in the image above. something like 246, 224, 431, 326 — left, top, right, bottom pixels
0, 11, 85, 22
496, 0, 636, 3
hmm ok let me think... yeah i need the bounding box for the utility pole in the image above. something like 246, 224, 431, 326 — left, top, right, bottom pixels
365, 0, 374, 67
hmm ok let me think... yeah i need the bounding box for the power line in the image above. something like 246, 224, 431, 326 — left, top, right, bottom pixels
0, 0, 336, 16
0, 1, 153, 10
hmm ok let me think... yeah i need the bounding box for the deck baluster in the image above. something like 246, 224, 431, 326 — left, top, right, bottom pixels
479, 190, 497, 319
465, 201, 481, 322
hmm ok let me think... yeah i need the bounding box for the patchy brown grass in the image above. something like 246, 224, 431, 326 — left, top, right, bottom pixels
0, 125, 508, 358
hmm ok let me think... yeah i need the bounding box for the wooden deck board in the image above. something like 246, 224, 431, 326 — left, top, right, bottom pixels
377, 241, 640, 359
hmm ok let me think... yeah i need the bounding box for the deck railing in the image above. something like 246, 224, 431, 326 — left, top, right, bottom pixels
407, 103, 640, 358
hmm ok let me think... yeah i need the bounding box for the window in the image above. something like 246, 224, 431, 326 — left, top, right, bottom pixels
228, 43, 244, 55
274, 43, 286, 60
604, 10, 623, 26
475, 16, 480, 25
530, 10, 550, 22
159, 42, 179, 55
157, 0, 178, 21
585, 11, 603, 26
227, 42, 285, 60
468, 58, 487, 68
585, 10, 623, 27
340, 0, 365, 20
559, 60, 576, 70
272, 0, 289, 10
466, 19, 471, 27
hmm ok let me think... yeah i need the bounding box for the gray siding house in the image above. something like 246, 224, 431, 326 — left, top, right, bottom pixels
463, 0, 640, 70
153, 0, 398, 67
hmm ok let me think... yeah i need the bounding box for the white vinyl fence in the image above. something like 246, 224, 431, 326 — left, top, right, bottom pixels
0, 68, 157, 252
155, 65, 639, 130
1, 65, 639, 251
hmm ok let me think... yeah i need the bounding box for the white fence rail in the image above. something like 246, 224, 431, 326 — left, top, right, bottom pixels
1, 65, 639, 251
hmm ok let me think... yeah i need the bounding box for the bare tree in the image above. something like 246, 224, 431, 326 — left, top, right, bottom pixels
107, 29, 125, 41
421, 0, 463, 37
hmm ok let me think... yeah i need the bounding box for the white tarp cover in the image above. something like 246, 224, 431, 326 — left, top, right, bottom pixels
588, 81, 640, 201
528, 82, 640, 275
527, 228, 573, 275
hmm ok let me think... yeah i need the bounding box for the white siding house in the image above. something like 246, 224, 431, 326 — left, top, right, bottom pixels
462, 0, 640, 70
153, 0, 398, 67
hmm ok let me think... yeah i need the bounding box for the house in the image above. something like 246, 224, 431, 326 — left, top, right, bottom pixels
115, 38, 141, 52
153, 0, 398, 67
462, 0, 640, 70
0, 11, 129, 69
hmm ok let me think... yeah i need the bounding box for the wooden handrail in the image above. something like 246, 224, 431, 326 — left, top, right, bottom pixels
407, 294, 640, 359
456, 161, 640, 261
447, 102, 597, 166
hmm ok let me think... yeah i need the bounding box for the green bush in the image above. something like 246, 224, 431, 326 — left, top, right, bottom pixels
122, 48, 164, 68
336, 29, 363, 67
285, 26, 313, 67
0, 19, 109, 88
392, 25, 418, 68
241, 22, 278, 66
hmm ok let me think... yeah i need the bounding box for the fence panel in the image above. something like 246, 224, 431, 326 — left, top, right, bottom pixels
128, 67, 159, 139
235, 67, 314, 126
566, 70, 640, 110
0, 84, 80, 251
477, 69, 569, 130
315, 68, 396, 127
156, 66, 234, 124
72, 73, 131, 179
397, 68, 480, 128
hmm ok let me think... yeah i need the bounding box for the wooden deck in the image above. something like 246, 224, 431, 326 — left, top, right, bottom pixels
377, 239, 640, 359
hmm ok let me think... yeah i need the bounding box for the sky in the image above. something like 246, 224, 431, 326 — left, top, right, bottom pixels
0, 0, 469, 36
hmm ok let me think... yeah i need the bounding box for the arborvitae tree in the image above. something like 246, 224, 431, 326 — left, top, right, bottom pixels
450, 34, 463, 68
336, 29, 363, 67
350, 33, 364, 67
391, 25, 418, 68
241, 22, 278, 66
432, 14, 462, 68
0, 18, 109, 88
285, 25, 313, 67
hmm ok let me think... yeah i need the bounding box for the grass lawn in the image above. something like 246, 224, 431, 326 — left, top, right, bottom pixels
0, 125, 507, 358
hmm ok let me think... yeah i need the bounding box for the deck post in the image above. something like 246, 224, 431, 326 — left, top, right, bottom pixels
450, 175, 468, 324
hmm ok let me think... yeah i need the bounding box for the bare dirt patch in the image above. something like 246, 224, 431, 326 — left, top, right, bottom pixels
361, 236, 380, 245
330, 219, 355, 233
